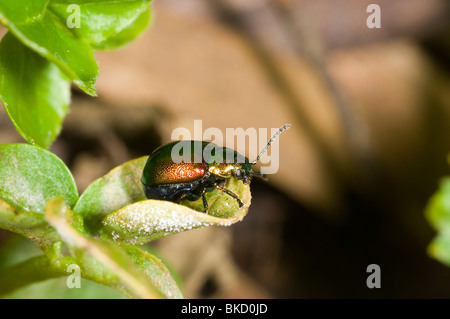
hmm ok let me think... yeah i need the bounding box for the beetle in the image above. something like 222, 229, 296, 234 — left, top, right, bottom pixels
141, 124, 290, 213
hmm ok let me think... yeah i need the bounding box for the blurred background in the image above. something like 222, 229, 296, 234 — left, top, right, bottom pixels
1, 0, 450, 298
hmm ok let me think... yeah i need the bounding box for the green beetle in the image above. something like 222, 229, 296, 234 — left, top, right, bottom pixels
141, 124, 290, 213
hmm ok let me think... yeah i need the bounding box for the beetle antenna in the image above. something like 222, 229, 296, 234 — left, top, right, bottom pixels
251, 124, 291, 165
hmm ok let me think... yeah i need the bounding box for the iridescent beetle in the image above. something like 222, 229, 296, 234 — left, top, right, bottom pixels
141, 124, 290, 213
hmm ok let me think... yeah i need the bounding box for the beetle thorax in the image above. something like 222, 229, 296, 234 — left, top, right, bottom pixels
207, 162, 253, 184
208, 163, 236, 178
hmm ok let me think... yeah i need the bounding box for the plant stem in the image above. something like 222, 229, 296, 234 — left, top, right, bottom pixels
0, 255, 66, 296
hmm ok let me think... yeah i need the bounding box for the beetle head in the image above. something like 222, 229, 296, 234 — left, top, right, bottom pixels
232, 163, 253, 184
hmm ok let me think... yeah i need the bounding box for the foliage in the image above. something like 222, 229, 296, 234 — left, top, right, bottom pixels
426, 156, 450, 266
0, 0, 152, 148
0, 0, 252, 298
0, 144, 250, 298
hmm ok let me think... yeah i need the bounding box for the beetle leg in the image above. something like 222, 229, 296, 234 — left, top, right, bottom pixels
177, 193, 188, 203
214, 185, 244, 208
202, 192, 209, 213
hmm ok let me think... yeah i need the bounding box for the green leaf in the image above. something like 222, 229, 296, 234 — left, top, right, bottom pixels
0, 0, 98, 95
0, 255, 65, 296
428, 234, 450, 267
76, 155, 251, 243
0, 236, 64, 296
124, 245, 183, 299
0, 234, 43, 269
426, 176, 450, 265
2, 277, 129, 299
180, 175, 251, 219
426, 177, 450, 232
0, 236, 127, 298
101, 177, 251, 244
0, 199, 60, 247
91, 7, 152, 50
49, 0, 152, 50
74, 156, 147, 228
0, 144, 78, 214
46, 198, 175, 299
0, 32, 71, 148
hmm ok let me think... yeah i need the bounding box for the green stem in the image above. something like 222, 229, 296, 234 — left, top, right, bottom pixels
0, 255, 66, 296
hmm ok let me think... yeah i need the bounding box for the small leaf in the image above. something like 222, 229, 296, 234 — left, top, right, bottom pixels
426, 177, 450, 232
0, 144, 78, 214
0, 236, 127, 298
49, 0, 152, 50
0, 199, 60, 247
101, 178, 251, 244
428, 234, 450, 267
91, 7, 152, 50
2, 277, 129, 299
0, 255, 65, 296
0, 234, 43, 269
0, 32, 71, 148
46, 198, 174, 299
125, 245, 183, 299
74, 156, 147, 226
426, 176, 450, 266
181, 175, 251, 218
0, 0, 99, 95
0, 236, 65, 296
